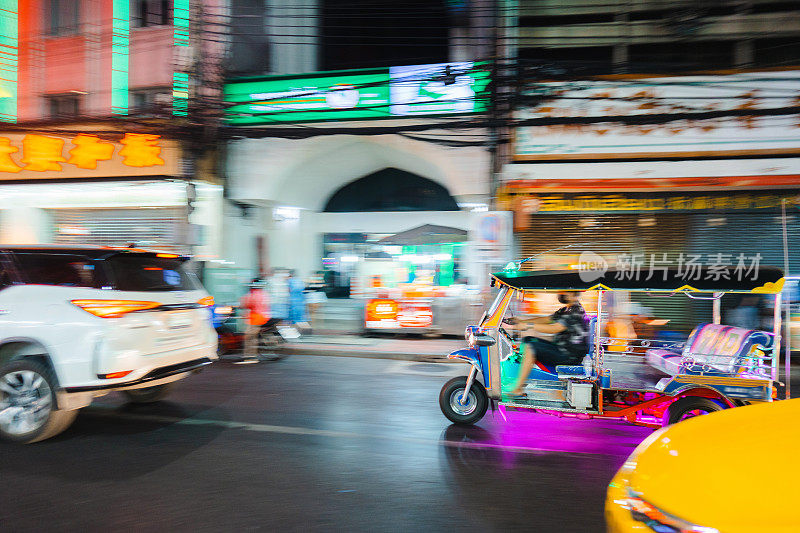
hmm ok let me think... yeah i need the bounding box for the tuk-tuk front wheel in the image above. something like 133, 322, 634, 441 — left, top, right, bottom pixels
439, 376, 488, 425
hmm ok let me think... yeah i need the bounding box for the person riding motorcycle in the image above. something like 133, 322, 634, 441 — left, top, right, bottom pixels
239, 278, 270, 363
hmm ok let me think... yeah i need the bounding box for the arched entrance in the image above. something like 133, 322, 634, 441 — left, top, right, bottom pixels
323, 168, 459, 212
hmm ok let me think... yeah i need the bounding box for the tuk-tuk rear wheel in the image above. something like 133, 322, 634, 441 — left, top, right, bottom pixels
665, 396, 723, 425
439, 376, 488, 425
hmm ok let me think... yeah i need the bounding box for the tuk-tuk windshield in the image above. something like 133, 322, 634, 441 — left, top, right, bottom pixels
481, 286, 509, 326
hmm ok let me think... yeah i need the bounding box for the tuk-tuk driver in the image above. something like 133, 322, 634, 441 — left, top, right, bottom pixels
507, 291, 589, 397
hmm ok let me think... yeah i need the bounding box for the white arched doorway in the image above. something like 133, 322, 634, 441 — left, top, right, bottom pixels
225, 133, 492, 283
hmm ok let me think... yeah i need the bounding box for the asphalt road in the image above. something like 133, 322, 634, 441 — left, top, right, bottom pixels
0, 355, 667, 532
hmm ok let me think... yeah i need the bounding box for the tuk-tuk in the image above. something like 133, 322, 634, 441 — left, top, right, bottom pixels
439, 262, 786, 428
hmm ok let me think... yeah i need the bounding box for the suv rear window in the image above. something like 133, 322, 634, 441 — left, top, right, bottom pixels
104, 255, 201, 292
13, 253, 106, 288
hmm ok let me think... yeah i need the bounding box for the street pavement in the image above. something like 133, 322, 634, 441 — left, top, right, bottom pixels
0, 354, 657, 532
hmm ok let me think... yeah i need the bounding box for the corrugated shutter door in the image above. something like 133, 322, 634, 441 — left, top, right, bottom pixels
519, 212, 691, 266
689, 211, 800, 327
519, 212, 702, 332
50, 208, 188, 254
689, 212, 800, 274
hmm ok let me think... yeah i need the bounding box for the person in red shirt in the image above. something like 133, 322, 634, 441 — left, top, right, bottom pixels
240, 278, 270, 362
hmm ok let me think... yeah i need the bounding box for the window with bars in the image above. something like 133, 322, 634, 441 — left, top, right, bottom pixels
47, 0, 80, 36
131, 88, 171, 113
47, 94, 82, 119
132, 0, 172, 28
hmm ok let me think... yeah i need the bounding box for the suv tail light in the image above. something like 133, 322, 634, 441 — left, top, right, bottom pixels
71, 299, 161, 318
98, 370, 134, 380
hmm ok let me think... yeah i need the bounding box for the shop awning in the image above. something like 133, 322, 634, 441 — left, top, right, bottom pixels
377, 224, 468, 246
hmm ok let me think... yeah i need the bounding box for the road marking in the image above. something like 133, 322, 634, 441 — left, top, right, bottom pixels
382, 360, 466, 376
83, 406, 607, 456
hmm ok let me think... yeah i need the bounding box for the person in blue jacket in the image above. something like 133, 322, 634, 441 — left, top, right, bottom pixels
287, 269, 307, 325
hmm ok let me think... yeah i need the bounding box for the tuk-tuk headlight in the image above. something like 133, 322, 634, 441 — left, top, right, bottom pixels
469, 332, 496, 347
215, 306, 233, 317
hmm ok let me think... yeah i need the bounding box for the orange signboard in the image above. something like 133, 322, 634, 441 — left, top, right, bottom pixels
0, 132, 178, 180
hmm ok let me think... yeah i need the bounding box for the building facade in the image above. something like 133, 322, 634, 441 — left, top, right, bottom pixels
0, 0, 225, 257
221, 1, 510, 298
518, 0, 800, 75
506, 0, 800, 330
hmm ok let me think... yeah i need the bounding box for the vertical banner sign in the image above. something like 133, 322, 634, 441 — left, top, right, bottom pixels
172, 0, 190, 117
111, 0, 129, 115
0, 0, 18, 123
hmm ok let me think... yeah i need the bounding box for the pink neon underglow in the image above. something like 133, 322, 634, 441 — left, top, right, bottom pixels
467, 408, 655, 468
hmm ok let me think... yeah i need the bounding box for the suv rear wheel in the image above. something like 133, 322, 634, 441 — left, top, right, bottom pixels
0, 359, 78, 443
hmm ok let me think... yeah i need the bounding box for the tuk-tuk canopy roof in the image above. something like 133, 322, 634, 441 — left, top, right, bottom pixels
492, 266, 785, 294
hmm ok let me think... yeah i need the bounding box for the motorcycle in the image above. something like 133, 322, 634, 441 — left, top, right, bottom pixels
213, 305, 300, 361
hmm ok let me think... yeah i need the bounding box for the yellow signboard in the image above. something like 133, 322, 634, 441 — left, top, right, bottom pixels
498, 191, 795, 213
0, 133, 178, 180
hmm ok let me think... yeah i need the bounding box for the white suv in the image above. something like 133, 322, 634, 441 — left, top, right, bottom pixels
0, 246, 218, 443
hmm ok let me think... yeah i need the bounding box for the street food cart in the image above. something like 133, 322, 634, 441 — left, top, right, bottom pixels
357, 224, 485, 335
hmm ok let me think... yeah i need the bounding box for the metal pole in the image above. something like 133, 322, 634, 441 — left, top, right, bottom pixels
595, 290, 603, 376
712, 292, 722, 324
488, 0, 501, 210
773, 292, 782, 384
781, 198, 791, 398
595, 290, 604, 415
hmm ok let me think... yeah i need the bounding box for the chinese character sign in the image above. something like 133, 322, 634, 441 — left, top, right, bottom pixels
0, 138, 21, 173
119, 134, 165, 167
514, 71, 800, 160
0, 133, 166, 174
68, 134, 115, 169
21, 135, 66, 171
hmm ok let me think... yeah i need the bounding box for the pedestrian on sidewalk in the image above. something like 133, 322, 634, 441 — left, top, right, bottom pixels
240, 278, 270, 363
288, 269, 309, 330
267, 268, 289, 321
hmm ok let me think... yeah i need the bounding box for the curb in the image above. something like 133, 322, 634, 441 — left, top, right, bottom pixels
280, 345, 457, 363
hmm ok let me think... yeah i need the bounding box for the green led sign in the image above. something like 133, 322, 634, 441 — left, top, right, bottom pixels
111, 0, 129, 115
173, 0, 190, 117
226, 70, 392, 124
0, 0, 18, 123
225, 62, 489, 125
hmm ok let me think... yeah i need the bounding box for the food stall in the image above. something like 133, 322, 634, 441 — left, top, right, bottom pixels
354, 224, 485, 335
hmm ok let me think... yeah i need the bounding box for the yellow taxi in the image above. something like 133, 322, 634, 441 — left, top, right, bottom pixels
606, 399, 800, 533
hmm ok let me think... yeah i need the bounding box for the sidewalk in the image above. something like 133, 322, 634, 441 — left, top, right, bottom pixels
282, 332, 466, 362
284, 298, 465, 361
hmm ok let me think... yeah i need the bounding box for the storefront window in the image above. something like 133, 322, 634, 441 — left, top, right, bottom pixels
322, 232, 466, 298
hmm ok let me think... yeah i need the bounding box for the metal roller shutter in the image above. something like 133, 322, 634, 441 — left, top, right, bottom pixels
518, 212, 702, 330
688, 211, 800, 274
518, 213, 691, 259
689, 210, 800, 326
50, 208, 188, 254
517, 209, 800, 331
